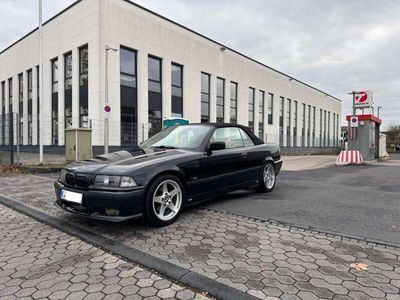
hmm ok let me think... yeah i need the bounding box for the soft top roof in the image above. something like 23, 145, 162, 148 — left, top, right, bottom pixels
178, 123, 264, 145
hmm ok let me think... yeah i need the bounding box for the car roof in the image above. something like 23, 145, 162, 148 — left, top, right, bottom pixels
179, 123, 264, 145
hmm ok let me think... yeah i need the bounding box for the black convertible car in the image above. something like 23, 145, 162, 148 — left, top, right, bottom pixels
55, 123, 282, 226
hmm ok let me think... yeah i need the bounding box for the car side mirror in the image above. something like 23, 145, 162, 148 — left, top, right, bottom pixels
208, 141, 225, 154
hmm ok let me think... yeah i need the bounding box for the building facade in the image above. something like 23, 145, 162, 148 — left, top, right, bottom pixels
0, 0, 341, 151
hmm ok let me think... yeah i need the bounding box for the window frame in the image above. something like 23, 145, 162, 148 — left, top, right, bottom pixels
216, 77, 225, 123
200, 72, 210, 123
171, 62, 183, 118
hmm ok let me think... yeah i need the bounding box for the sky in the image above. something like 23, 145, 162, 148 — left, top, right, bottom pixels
0, 0, 399, 128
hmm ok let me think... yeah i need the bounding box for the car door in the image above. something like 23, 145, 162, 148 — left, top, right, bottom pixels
238, 127, 266, 183
199, 127, 246, 192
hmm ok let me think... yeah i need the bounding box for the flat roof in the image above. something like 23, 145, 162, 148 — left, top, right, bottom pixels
0, 0, 341, 102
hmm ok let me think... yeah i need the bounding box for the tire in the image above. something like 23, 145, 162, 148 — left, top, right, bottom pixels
144, 174, 184, 227
257, 161, 276, 193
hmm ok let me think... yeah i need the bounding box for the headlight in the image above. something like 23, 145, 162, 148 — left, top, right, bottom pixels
59, 169, 67, 182
94, 175, 121, 187
94, 175, 137, 188
120, 176, 137, 188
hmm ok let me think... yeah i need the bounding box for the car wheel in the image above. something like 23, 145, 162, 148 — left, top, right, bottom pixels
144, 174, 184, 227
257, 162, 276, 193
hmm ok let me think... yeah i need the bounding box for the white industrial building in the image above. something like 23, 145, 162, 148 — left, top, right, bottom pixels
0, 0, 341, 153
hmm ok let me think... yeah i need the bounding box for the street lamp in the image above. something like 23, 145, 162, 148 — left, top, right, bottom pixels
38, 0, 44, 164
104, 45, 118, 154
377, 106, 382, 118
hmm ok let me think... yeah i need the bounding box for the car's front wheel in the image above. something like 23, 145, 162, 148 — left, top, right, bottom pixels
144, 174, 184, 227
257, 161, 276, 193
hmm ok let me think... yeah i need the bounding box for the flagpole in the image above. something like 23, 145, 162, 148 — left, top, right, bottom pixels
39, 0, 44, 164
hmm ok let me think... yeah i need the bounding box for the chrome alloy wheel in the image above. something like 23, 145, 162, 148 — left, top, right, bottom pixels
152, 179, 182, 221
263, 164, 276, 190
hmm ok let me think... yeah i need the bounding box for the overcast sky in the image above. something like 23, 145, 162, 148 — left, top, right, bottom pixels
1, 0, 399, 128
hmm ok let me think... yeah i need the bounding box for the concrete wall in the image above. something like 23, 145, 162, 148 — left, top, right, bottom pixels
0, 0, 341, 149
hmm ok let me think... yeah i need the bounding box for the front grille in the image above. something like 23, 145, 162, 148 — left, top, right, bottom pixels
75, 176, 88, 188
64, 173, 90, 188
65, 173, 75, 186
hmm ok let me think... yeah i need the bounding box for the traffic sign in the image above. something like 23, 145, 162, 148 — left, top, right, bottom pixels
104, 104, 112, 115
350, 116, 359, 127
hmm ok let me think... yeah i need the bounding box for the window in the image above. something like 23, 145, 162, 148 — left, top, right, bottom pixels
230, 82, 237, 123
27, 70, 33, 145
293, 101, 298, 147
319, 109, 323, 147
51, 59, 58, 145
1, 81, 4, 145
8, 78, 13, 114
120, 47, 137, 146
36, 66, 39, 143
248, 88, 255, 131
148, 56, 162, 137
239, 128, 255, 147
286, 99, 291, 147
201, 73, 210, 123
171, 63, 183, 118
328, 111, 331, 147
259, 91, 265, 140
64, 52, 72, 129
324, 110, 327, 147
211, 127, 244, 149
312, 106, 316, 147
18, 73, 23, 145
79, 46, 88, 128
268, 93, 273, 125
307, 105, 311, 147
279, 96, 284, 146
216, 77, 225, 123
302, 103, 306, 147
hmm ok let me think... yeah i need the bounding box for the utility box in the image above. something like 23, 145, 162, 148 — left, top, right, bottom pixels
346, 114, 381, 161
65, 128, 92, 162
163, 117, 189, 128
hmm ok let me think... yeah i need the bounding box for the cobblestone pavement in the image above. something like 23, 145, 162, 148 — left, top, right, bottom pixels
1, 174, 400, 299
0, 204, 212, 300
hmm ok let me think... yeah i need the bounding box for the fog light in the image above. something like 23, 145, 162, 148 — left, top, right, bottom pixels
105, 209, 120, 216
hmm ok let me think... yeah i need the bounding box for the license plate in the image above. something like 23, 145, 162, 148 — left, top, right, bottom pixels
60, 189, 83, 204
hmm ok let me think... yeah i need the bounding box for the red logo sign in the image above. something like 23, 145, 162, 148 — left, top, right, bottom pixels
355, 92, 368, 103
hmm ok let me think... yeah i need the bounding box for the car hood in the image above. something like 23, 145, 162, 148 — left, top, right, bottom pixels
65, 148, 193, 175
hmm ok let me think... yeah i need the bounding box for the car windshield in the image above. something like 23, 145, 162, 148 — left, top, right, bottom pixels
141, 125, 212, 150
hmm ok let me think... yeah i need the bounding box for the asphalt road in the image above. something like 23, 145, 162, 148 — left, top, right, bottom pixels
206, 153, 400, 245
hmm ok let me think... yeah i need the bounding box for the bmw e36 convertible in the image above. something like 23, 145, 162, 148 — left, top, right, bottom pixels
54, 123, 282, 227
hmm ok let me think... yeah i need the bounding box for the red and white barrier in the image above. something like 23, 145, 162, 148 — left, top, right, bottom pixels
336, 151, 364, 165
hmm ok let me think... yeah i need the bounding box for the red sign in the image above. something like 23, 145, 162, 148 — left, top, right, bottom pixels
355, 92, 368, 103
354, 90, 372, 107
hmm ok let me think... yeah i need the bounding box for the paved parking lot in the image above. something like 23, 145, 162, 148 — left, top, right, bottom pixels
1, 163, 400, 299
209, 153, 400, 246
0, 205, 211, 300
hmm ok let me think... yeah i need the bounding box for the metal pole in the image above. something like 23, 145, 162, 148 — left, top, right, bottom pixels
104, 46, 118, 154
39, 0, 44, 164
9, 114, 14, 165
104, 46, 109, 154
352, 91, 356, 115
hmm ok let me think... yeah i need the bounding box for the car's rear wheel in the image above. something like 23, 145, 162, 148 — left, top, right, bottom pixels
144, 174, 184, 227
257, 161, 276, 193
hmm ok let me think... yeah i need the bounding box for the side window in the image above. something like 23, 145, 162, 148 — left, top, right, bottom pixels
210, 127, 244, 149
239, 128, 255, 147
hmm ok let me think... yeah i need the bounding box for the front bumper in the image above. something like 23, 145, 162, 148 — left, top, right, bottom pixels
54, 181, 145, 222
274, 159, 283, 175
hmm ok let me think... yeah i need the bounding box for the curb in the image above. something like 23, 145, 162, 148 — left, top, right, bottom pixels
23, 166, 64, 173
203, 207, 400, 250
0, 195, 257, 300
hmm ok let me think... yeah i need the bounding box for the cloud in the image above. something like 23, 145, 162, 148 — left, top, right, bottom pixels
1, 0, 399, 127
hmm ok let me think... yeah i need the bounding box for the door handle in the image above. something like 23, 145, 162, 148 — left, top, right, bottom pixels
241, 152, 248, 157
